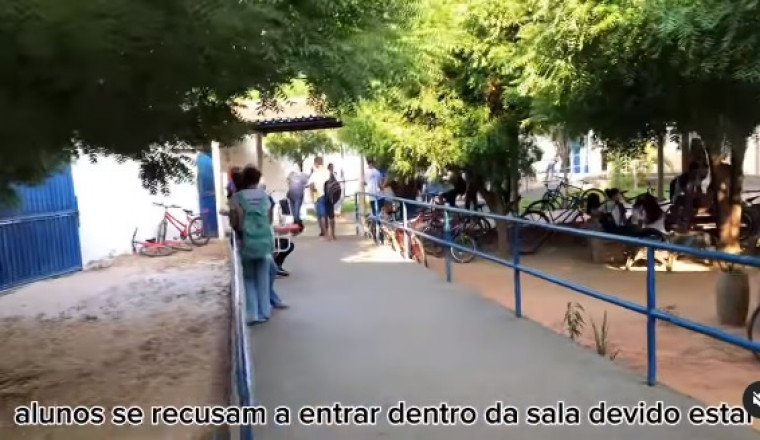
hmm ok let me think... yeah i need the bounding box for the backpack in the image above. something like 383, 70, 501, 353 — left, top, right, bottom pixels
326, 176, 342, 205
236, 191, 273, 260
669, 177, 678, 201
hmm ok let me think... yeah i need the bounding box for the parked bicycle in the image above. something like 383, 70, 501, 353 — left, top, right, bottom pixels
154, 202, 210, 247
620, 181, 659, 204
131, 228, 176, 257
363, 202, 427, 266
528, 177, 605, 212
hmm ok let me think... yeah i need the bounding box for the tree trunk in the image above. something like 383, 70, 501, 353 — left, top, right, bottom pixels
298, 160, 304, 172
722, 139, 746, 252
705, 134, 746, 253
481, 184, 510, 256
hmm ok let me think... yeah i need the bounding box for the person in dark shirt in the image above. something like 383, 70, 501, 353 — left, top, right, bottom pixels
442, 168, 465, 207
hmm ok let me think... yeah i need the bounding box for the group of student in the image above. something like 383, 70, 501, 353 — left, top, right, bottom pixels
585, 161, 709, 240
227, 165, 303, 325
587, 189, 666, 240
284, 157, 343, 241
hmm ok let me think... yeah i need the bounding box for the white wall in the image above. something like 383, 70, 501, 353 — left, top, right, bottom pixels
72, 154, 200, 265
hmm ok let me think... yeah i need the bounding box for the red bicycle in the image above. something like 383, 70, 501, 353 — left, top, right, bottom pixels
131, 228, 176, 257
154, 202, 210, 247
393, 228, 427, 267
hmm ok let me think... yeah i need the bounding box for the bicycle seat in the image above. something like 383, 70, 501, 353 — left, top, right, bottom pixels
183, 209, 194, 215
580, 179, 591, 185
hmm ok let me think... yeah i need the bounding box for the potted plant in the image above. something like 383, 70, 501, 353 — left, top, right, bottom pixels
715, 261, 750, 326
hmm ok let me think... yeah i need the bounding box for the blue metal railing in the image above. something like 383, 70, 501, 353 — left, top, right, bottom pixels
354, 192, 760, 386
229, 235, 255, 440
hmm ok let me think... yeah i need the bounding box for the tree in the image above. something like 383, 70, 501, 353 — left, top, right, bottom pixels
340, 0, 544, 254
518, 0, 760, 251
651, 0, 760, 251
266, 131, 339, 172
0, 0, 415, 199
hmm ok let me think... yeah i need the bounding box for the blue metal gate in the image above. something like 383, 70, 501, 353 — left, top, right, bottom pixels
570, 139, 589, 174
197, 153, 218, 238
0, 166, 82, 291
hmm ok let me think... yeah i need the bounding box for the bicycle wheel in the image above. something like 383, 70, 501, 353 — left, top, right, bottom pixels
139, 245, 176, 257
165, 240, 193, 251
524, 199, 557, 214
477, 217, 493, 232
517, 210, 552, 254
421, 225, 444, 258
364, 217, 376, 240
131, 228, 139, 253
410, 234, 428, 267
188, 217, 211, 246
581, 188, 606, 211
451, 233, 477, 263
747, 305, 760, 361
395, 229, 409, 257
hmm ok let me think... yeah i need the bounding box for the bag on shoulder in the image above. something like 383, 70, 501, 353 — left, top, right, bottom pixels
326, 177, 342, 205
236, 192, 273, 260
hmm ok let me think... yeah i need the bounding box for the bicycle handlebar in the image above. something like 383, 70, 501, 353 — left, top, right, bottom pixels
152, 202, 182, 209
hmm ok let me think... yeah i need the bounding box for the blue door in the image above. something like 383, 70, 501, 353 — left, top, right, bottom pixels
570, 139, 589, 174
571, 142, 581, 174
0, 166, 82, 291
197, 153, 218, 238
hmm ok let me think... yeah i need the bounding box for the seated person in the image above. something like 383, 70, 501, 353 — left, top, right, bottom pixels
273, 219, 303, 277
600, 189, 664, 240
585, 192, 604, 230
630, 194, 666, 235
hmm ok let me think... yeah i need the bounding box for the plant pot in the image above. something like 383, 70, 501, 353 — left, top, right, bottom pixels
715, 270, 750, 326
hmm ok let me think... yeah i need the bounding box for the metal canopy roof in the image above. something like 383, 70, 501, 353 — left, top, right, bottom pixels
252, 115, 343, 134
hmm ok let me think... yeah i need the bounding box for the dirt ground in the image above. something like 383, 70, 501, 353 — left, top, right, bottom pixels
0, 242, 230, 440
423, 236, 759, 428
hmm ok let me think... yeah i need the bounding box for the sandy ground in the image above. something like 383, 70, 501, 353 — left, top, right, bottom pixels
417, 235, 760, 429
0, 242, 230, 440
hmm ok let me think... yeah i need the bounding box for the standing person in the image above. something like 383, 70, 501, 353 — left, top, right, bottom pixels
226, 168, 245, 245
227, 166, 242, 199
229, 165, 275, 325
463, 169, 481, 211
546, 155, 559, 182
327, 163, 345, 218
323, 163, 341, 240
365, 159, 385, 217
286, 167, 308, 223
332, 164, 346, 218
308, 157, 334, 240
670, 161, 705, 230
441, 167, 465, 207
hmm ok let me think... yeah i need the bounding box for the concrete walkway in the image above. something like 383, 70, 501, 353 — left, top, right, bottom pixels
249, 235, 757, 439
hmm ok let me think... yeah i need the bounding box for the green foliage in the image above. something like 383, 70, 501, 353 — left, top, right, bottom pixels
0, 0, 415, 196
266, 131, 339, 171
340, 0, 543, 200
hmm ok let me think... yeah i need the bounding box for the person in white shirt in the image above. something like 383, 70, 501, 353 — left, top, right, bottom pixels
365, 159, 385, 216
602, 189, 665, 238
286, 167, 309, 223
307, 156, 334, 240
631, 194, 667, 234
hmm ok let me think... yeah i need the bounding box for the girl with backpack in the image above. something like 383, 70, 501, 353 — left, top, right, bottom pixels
229, 165, 283, 325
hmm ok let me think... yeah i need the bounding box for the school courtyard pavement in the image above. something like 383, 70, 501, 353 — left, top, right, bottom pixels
248, 232, 759, 439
